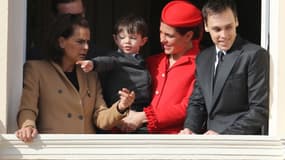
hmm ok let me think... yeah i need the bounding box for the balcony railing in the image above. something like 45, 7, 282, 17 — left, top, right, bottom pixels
0, 134, 284, 159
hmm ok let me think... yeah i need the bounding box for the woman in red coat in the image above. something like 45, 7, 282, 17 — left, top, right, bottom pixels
121, 1, 203, 134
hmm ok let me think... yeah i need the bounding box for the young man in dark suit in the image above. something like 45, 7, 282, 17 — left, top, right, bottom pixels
180, 0, 269, 135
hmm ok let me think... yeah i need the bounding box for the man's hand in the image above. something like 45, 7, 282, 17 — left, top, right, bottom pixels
203, 130, 219, 135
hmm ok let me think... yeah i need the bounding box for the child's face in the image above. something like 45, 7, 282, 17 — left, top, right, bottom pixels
113, 29, 147, 54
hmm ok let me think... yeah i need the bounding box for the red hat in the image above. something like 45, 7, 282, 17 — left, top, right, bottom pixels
161, 1, 202, 27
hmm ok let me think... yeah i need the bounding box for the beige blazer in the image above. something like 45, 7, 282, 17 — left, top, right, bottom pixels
17, 60, 126, 133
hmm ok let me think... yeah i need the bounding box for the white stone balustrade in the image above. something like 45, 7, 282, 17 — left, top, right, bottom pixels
0, 134, 284, 160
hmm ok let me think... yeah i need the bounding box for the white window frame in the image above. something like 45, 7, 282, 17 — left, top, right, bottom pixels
0, 0, 26, 133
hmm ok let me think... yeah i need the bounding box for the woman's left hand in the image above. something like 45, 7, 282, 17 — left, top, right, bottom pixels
120, 111, 146, 132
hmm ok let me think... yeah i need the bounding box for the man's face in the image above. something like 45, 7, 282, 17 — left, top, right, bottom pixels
57, 0, 84, 16
205, 8, 238, 51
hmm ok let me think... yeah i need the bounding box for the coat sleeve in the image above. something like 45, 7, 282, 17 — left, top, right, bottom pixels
92, 74, 127, 130
17, 62, 39, 129
144, 77, 195, 133
92, 56, 118, 72
183, 79, 208, 134
222, 48, 269, 135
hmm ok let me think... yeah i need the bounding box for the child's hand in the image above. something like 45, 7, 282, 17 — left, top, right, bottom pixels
118, 88, 135, 112
76, 60, 94, 72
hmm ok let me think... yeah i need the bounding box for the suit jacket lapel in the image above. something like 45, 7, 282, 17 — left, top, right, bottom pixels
198, 49, 216, 109
212, 51, 240, 103
212, 36, 244, 105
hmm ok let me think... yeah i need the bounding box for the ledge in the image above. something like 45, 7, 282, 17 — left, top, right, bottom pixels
0, 134, 284, 160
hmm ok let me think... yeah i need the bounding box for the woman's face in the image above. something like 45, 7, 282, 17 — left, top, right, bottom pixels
59, 26, 90, 64
159, 22, 192, 56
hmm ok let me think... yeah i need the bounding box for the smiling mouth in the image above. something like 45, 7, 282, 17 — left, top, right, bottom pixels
163, 45, 171, 50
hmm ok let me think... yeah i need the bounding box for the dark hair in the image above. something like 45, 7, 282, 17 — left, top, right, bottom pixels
113, 14, 148, 38
202, 0, 238, 25
43, 14, 89, 63
51, 0, 85, 15
175, 23, 203, 40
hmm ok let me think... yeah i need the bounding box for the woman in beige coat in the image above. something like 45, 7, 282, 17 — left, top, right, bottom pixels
16, 14, 135, 142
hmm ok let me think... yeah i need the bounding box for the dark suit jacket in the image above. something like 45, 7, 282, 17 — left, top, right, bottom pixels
184, 36, 269, 135
92, 51, 152, 112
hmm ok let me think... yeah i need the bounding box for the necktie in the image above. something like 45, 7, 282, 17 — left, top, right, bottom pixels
213, 51, 224, 86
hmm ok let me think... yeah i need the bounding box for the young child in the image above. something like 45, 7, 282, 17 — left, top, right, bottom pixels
77, 14, 151, 133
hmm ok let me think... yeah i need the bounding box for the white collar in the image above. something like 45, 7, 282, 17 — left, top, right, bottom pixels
215, 46, 227, 55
